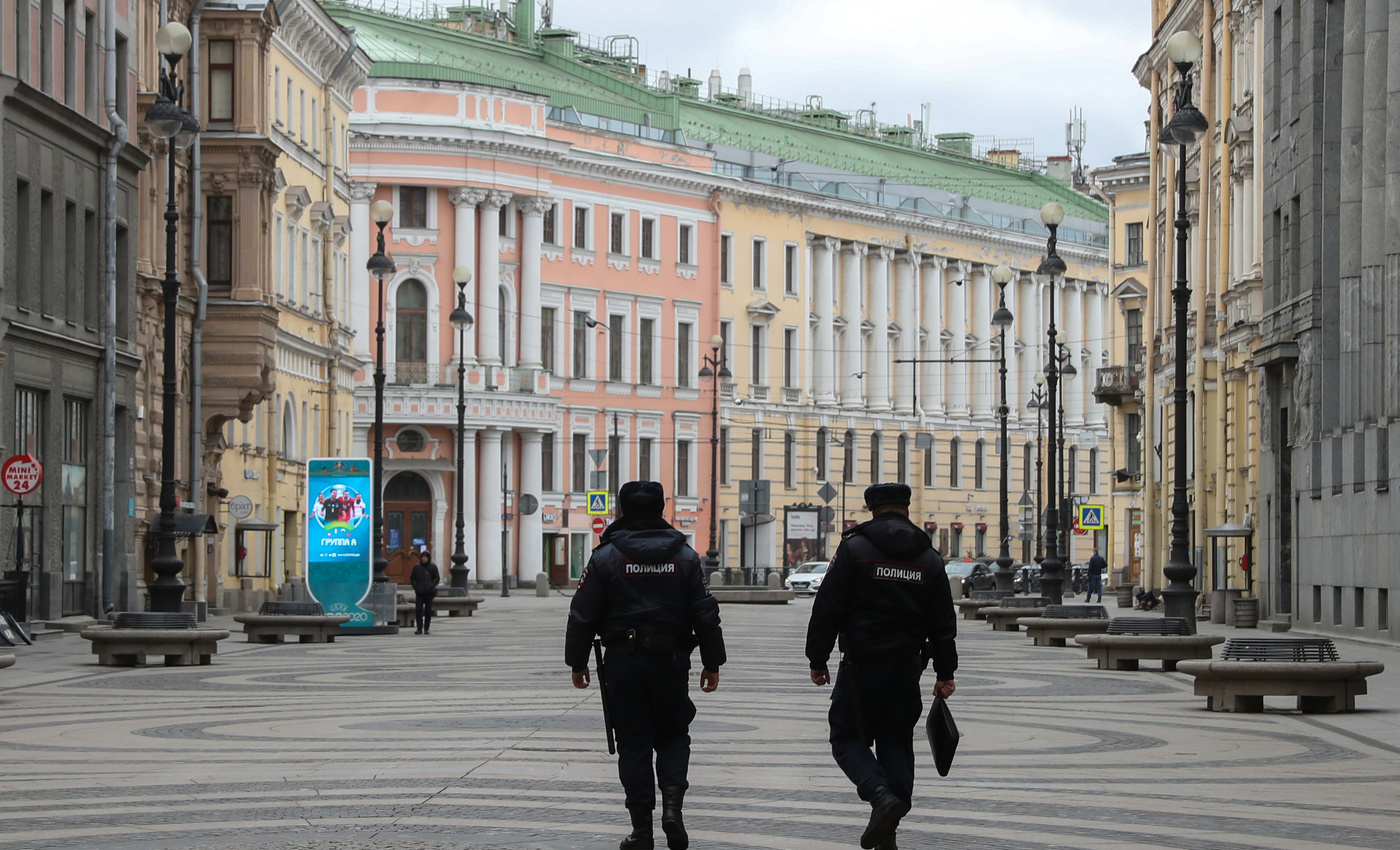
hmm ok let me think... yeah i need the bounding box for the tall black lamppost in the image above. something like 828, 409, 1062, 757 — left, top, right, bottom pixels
1028, 374, 1047, 565
366, 200, 397, 584
1051, 334, 1077, 568
449, 267, 475, 588
144, 21, 199, 613
990, 263, 1016, 593
1037, 201, 1067, 604
698, 334, 731, 578
1159, 29, 1209, 624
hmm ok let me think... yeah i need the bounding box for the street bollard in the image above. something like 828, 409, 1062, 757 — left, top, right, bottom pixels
709, 571, 723, 588
535, 572, 549, 598
766, 572, 781, 590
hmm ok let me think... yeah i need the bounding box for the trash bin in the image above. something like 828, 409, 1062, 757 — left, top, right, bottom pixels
1232, 597, 1260, 628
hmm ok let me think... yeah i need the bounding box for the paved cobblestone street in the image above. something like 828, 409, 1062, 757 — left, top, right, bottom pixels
2, 596, 1399, 849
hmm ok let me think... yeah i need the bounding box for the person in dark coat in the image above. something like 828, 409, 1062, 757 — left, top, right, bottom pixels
806, 483, 958, 850
565, 481, 726, 850
410, 549, 440, 635
1085, 546, 1107, 603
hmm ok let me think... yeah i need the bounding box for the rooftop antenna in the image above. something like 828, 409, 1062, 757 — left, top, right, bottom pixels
1066, 106, 1087, 187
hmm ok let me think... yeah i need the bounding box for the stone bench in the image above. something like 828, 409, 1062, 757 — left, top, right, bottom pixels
1021, 604, 1111, 647
1174, 659, 1386, 713
983, 597, 1049, 632
395, 596, 482, 627
233, 613, 351, 644
955, 599, 1001, 621
1074, 634, 1226, 671
80, 626, 230, 666
0, 654, 14, 670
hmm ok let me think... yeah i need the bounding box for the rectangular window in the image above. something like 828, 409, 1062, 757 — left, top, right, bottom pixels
677, 323, 693, 389
1333, 586, 1343, 626
572, 434, 587, 493
1126, 308, 1143, 370
64, 0, 77, 105
541, 433, 555, 492
84, 12, 98, 118
719, 320, 734, 374
816, 430, 828, 480
273, 212, 284, 297
274, 67, 281, 123
398, 186, 428, 229
209, 40, 235, 125
84, 209, 98, 328
15, 180, 31, 311
15, 0, 30, 83
1380, 588, 1390, 631
39, 0, 52, 93
784, 432, 796, 489
499, 203, 510, 237
720, 234, 732, 286
1089, 448, 1100, 494
751, 238, 766, 290
540, 307, 556, 374
870, 435, 882, 482
574, 206, 589, 249
678, 224, 693, 265
65, 201, 79, 321
285, 223, 296, 303
975, 528, 987, 558
641, 217, 657, 260
783, 328, 797, 388
784, 243, 798, 294
1124, 222, 1143, 266
897, 436, 908, 484
638, 317, 655, 385
608, 433, 621, 497
608, 314, 625, 382
638, 437, 654, 482
1356, 587, 1366, 629
751, 428, 763, 480
543, 203, 558, 244
1126, 415, 1142, 476
923, 443, 934, 487
572, 311, 589, 378
208, 196, 234, 290
843, 435, 855, 484
676, 440, 692, 497
40, 190, 54, 315
114, 35, 128, 121
610, 211, 626, 254
15, 388, 45, 459
949, 441, 960, 489
720, 427, 731, 486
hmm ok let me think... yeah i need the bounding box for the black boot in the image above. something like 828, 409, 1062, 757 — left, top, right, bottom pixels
620, 807, 654, 850
860, 787, 910, 850
660, 786, 688, 850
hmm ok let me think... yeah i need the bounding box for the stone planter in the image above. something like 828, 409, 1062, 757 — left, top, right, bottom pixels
1233, 597, 1260, 629
1113, 585, 1136, 609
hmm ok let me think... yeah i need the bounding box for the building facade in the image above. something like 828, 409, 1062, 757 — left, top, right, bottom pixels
1259, 0, 1400, 639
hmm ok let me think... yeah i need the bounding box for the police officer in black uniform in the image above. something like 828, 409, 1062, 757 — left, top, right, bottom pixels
806, 482, 958, 850
566, 480, 726, 850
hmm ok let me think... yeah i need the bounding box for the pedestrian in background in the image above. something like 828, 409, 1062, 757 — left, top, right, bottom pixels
565, 480, 726, 850
806, 483, 958, 850
410, 549, 440, 635
1085, 546, 1107, 603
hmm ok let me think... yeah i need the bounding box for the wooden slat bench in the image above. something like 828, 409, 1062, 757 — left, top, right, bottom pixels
1177, 638, 1384, 713
1075, 617, 1223, 671
1021, 604, 1110, 647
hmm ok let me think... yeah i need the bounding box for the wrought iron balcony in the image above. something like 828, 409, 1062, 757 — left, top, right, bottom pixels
1093, 365, 1141, 407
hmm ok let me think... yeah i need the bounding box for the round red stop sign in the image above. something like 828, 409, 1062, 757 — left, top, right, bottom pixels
591, 516, 607, 534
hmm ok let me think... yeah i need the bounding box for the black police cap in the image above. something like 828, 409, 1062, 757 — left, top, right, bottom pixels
618, 480, 665, 518
864, 482, 911, 510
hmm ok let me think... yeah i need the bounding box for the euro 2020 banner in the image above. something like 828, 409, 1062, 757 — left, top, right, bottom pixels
306, 458, 374, 627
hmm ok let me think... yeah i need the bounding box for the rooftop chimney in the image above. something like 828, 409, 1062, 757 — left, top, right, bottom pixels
708, 69, 723, 100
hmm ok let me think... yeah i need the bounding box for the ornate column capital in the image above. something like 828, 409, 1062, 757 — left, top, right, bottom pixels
921, 254, 947, 271
519, 194, 556, 217
449, 186, 490, 209
955, 259, 973, 277
348, 182, 378, 203
844, 241, 869, 257
483, 190, 514, 210
901, 250, 922, 268
876, 246, 897, 262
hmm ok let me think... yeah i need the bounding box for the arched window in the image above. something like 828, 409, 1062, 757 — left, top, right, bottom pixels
896, 434, 908, 484
815, 427, 828, 481
498, 284, 511, 365
385, 470, 432, 501
1024, 442, 1035, 492
395, 279, 428, 382
974, 439, 986, 490
784, 431, 796, 489
949, 437, 960, 489
282, 398, 297, 461
1089, 447, 1099, 494
843, 430, 856, 484
869, 432, 882, 482
1067, 446, 1079, 494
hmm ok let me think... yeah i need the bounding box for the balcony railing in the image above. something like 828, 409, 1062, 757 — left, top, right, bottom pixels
749, 383, 770, 401
1093, 366, 1141, 407
783, 386, 803, 404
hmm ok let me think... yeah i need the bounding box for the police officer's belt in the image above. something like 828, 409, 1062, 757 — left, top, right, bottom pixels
605, 629, 682, 655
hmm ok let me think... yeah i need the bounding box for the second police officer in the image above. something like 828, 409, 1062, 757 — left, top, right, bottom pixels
806, 482, 959, 850
566, 480, 727, 850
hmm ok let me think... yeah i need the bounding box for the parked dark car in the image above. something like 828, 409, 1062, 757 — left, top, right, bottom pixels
946, 559, 996, 598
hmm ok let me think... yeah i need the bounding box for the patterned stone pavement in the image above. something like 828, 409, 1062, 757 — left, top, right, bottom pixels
1, 594, 1399, 850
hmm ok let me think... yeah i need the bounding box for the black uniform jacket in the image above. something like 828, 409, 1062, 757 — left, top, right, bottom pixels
805, 512, 958, 681
564, 517, 727, 673
410, 561, 440, 595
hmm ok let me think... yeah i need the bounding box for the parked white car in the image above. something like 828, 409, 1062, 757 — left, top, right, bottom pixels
786, 560, 830, 595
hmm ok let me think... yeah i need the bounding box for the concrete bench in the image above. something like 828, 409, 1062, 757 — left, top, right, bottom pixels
1074, 633, 1225, 671
983, 597, 1049, 632
1175, 659, 1386, 713
1020, 604, 1111, 647
233, 613, 351, 644
0, 654, 14, 670
955, 599, 1001, 621
395, 596, 482, 627
80, 626, 230, 666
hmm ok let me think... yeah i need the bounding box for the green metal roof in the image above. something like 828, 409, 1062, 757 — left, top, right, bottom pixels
323, 2, 1106, 223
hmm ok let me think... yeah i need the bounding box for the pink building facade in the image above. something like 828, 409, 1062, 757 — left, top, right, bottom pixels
347, 78, 719, 586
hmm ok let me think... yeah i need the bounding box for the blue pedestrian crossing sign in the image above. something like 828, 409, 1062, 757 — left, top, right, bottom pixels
587, 491, 610, 516
1078, 504, 1105, 530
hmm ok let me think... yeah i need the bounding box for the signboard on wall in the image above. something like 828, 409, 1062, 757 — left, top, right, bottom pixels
783, 508, 820, 568
305, 458, 374, 628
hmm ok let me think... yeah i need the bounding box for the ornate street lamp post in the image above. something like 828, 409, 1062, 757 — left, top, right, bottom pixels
1029, 372, 1047, 565
449, 267, 475, 588
1037, 201, 1067, 604
698, 334, 731, 579
366, 200, 396, 584
1159, 30, 1209, 625
1051, 333, 1077, 569
990, 263, 1016, 594
145, 21, 199, 613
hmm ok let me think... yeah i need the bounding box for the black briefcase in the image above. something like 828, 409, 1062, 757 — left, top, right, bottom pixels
925, 695, 960, 777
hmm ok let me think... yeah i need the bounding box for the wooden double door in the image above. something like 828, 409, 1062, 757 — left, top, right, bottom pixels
384, 472, 433, 585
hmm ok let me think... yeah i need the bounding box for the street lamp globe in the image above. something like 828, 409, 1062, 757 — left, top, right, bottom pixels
709, 333, 723, 350
155, 21, 193, 61
1034, 371, 1046, 387
1040, 202, 1065, 227
453, 266, 473, 286
1165, 30, 1203, 66
144, 98, 185, 140
370, 200, 394, 225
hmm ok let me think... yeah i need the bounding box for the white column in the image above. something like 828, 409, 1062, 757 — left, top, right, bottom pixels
971, 264, 993, 419
519, 430, 544, 582
478, 191, 513, 367
999, 274, 1021, 427
812, 236, 838, 405
840, 242, 867, 407
1064, 281, 1085, 427
460, 428, 478, 581
519, 196, 553, 370
947, 260, 970, 417
449, 187, 487, 363
920, 256, 945, 416
868, 247, 894, 410
477, 428, 504, 583
1086, 282, 1106, 426
894, 252, 919, 414
1017, 272, 1037, 424
348, 182, 376, 358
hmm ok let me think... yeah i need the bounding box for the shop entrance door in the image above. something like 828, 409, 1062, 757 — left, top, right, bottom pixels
383, 472, 433, 585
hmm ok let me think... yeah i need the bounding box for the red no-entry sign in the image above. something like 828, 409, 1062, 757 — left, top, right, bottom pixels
2, 454, 42, 496
591, 516, 607, 534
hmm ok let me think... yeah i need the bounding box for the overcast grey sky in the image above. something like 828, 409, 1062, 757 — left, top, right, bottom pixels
555, 0, 1151, 169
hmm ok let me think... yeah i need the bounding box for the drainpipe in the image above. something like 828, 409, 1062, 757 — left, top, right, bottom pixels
324, 27, 360, 466
99, 0, 128, 616
189, 0, 211, 612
